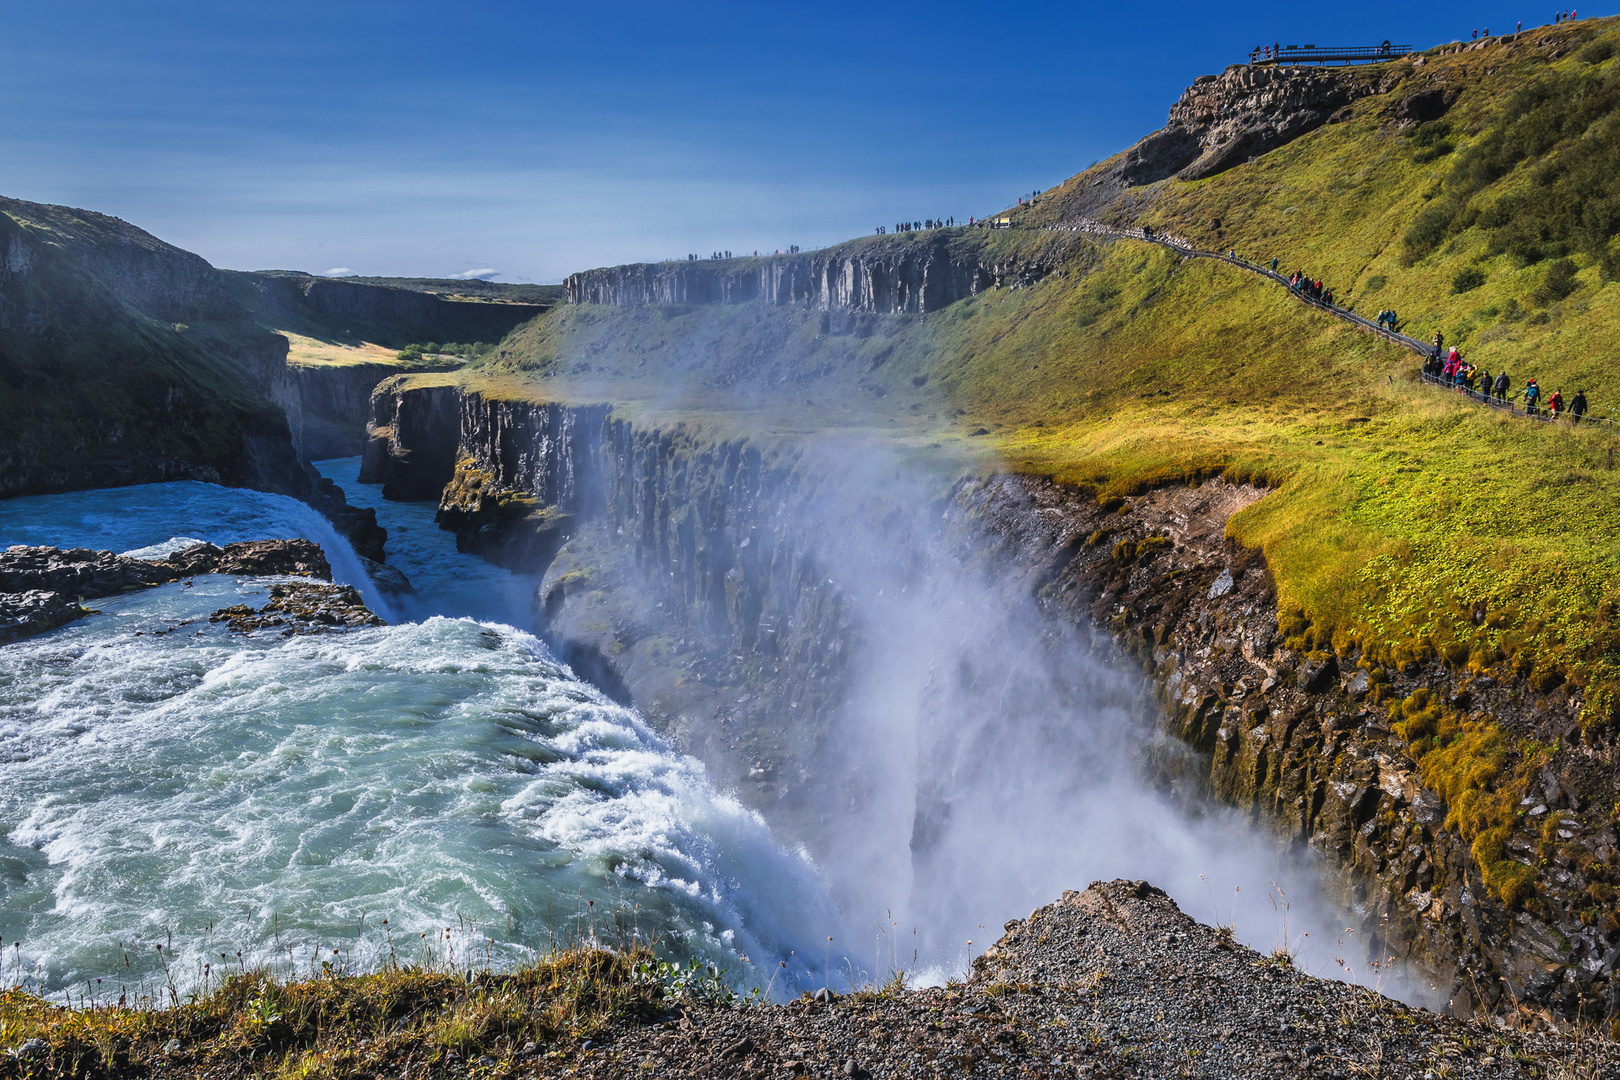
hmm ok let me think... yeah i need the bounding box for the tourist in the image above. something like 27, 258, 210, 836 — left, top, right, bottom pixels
1387, 309, 1398, 330
1524, 379, 1541, 414
1271, 256, 1278, 272
1494, 371, 1511, 400
1572, 390, 1588, 422
1479, 368, 1492, 399
1548, 388, 1564, 418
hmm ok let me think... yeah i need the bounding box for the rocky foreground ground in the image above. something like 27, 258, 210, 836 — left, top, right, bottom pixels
544, 882, 1614, 1080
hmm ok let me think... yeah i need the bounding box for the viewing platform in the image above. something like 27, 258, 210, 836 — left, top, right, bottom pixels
1248, 42, 1412, 66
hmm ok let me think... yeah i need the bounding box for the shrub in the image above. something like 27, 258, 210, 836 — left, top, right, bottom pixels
1532, 258, 1579, 305
1403, 203, 1456, 262
1435, 68, 1620, 269
1411, 121, 1455, 164
1452, 266, 1486, 293
1579, 38, 1615, 64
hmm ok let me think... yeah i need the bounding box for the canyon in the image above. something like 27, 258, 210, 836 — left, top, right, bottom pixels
7, 19, 1620, 1055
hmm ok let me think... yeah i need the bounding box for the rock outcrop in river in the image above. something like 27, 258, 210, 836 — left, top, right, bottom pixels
0, 539, 342, 642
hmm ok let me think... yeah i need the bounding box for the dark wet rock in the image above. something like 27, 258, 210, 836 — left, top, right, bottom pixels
0, 589, 88, 643
15, 1039, 49, 1061
0, 539, 346, 644
358, 555, 416, 600
0, 544, 178, 597
162, 539, 331, 579
208, 582, 383, 634
1296, 651, 1338, 691
306, 473, 388, 562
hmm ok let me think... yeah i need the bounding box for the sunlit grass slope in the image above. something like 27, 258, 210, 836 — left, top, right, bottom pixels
0, 945, 688, 1080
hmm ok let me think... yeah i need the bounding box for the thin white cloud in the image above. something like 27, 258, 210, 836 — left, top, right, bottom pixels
322, 266, 358, 277
448, 267, 499, 280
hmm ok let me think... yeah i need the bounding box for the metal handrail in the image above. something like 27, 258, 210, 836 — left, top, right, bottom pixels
1249, 44, 1413, 65
1046, 217, 1616, 427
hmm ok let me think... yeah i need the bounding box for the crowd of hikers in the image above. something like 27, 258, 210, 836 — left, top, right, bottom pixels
1237, 253, 1599, 424
1286, 269, 1339, 307
684, 245, 802, 261
1422, 335, 1590, 421
876, 218, 956, 235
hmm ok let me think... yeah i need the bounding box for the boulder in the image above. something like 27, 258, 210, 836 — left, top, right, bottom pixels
0, 589, 88, 643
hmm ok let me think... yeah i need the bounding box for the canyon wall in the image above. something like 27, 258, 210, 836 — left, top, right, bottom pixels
565, 232, 1078, 313
362, 379, 1620, 1027
292, 362, 460, 460
230, 271, 546, 347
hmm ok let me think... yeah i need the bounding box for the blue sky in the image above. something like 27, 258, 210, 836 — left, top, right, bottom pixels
0, 2, 1593, 281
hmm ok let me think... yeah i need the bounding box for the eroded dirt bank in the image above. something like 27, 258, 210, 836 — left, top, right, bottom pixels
362, 383, 1620, 1027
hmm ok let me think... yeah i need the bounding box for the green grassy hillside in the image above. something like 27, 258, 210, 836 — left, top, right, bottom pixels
0, 201, 301, 496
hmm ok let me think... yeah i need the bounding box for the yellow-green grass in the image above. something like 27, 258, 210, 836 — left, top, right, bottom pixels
279, 331, 466, 371
0, 947, 669, 1080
